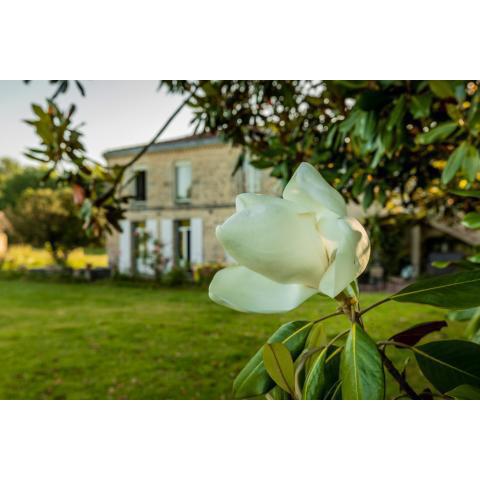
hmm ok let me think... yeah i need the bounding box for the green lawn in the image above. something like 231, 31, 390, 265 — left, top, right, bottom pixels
0, 279, 465, 399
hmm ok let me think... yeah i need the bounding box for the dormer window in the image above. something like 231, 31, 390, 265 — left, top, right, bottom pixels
134, 170, 147, 201
175, 162, 192, 203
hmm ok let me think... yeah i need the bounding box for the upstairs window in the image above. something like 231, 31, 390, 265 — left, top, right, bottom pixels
134, 170, 147, 201
175, 162, 192, 203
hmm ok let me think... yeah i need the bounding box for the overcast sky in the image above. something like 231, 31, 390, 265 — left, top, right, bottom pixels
0, 80, 194, 164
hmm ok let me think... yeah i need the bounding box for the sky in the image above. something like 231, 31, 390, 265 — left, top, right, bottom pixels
0, 81, 194, 164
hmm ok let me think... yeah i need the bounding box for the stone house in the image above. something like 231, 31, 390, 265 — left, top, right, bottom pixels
104, 134, 278, 275
104, 134, 480, 279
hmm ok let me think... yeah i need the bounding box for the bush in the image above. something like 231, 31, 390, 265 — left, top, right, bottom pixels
163, 266, 190, 287
192, 263, 225, 286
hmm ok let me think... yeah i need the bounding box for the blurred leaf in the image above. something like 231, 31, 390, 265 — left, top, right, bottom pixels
462, 212, 480, 229
462, 145, 480, 182
442, 142, 467, 183
447, 307, 480, 323
432, 260, 451, 269
449, 189, 480, 198
409, 94, 432, 119
429, 80, 455, 99
417, 122, 458, 145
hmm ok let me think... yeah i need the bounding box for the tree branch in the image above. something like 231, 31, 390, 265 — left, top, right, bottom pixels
378, 348, 420, 400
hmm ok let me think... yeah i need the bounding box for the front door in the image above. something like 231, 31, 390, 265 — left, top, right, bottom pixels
174, 219, 191, 267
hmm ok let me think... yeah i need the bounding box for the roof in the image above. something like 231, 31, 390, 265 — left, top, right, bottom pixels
103, 133, 223, 160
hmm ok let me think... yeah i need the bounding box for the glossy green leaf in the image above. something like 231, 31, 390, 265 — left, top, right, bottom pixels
442, 142, 467, 183
417, 122, 457, 145
340, 324, 384, 400
232, 320, 312, 399
392, 270, 480, 309
446, 384, 480, 400
303, 346, 341, 400
414, 340, 480, 393
462, 212, 480, 229
303, 348, 328, 400
263, 343, 295, 395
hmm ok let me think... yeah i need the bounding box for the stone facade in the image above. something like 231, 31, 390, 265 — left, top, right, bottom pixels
104, 135, 279, 274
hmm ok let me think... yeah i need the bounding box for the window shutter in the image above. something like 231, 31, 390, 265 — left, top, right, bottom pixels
144, 218, 158, 275
118, 219, 132, 273
190, 218, 203, 265
160, 218, 174, 270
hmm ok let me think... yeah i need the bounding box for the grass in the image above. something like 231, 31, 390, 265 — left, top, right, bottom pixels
2, 245, 108, 270
0, 279, 466, 399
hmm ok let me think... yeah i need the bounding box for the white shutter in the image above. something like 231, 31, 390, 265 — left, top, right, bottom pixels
144, 218, 158, 276
161, 218, 174, 271
118, 219, 132, 274
190, 218, 203, 265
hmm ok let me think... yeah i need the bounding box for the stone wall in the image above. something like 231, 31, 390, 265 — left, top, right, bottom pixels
106, 139, 280, 269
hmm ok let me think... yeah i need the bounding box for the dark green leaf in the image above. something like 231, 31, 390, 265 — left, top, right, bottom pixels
417, 122, 458, 145
414, 340, 480, 393
446, 384, 480, 399
340, 324, 384, 400
461, 212, 480, 229
392, 270, 480, 309
303, 345, 341, 400
232, 320, 312, 399
263, 343, 295, 395
389, 321, 448, 347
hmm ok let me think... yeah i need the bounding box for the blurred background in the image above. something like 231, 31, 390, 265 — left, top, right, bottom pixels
1, 80, 479, 399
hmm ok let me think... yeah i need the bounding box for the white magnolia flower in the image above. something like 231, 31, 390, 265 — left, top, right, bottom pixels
209, 162, 370, 313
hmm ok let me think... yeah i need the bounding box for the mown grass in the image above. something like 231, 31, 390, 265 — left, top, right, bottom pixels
0, 279, 465, 399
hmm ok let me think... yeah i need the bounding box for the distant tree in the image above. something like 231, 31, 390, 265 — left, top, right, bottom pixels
6, 187, 93, 265
0, 158, 55, 210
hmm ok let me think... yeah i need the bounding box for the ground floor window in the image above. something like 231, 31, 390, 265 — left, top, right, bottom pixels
174, 219, 191, 267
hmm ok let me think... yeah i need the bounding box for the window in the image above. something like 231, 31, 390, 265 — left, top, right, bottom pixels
134, 170, 147, 201
175, 162, 192, 202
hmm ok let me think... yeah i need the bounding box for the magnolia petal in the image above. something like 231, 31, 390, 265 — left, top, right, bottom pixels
235, 193, 308, 214
216, 200, 328, 287
346, 217, 371, 275
283, 162, 347, 217
317, 217, 362, 298
209, 266, 317, 313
